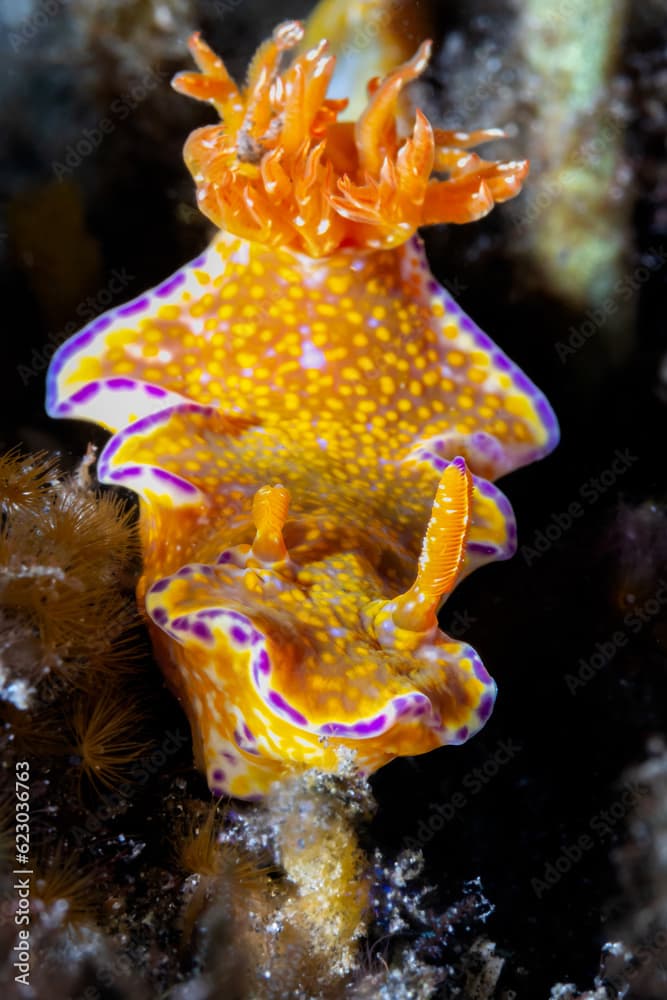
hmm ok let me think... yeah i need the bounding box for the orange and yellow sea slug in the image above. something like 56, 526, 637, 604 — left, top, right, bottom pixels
45, 21, 559, 799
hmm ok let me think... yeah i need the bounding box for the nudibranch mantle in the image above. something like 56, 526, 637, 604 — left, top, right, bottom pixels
46, 22, 558, 799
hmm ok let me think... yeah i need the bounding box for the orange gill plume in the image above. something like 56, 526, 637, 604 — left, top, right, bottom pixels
171, 20, 529, 256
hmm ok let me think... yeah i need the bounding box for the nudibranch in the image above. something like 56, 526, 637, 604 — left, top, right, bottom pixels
46, 22, 558, 799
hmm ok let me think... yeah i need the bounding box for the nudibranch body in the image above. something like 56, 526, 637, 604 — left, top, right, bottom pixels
46, 22, 558, 799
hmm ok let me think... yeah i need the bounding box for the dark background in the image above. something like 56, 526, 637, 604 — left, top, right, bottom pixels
1, 0, 666, 994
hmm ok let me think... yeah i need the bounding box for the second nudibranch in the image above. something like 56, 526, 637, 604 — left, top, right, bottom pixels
46, 21, 559, 799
